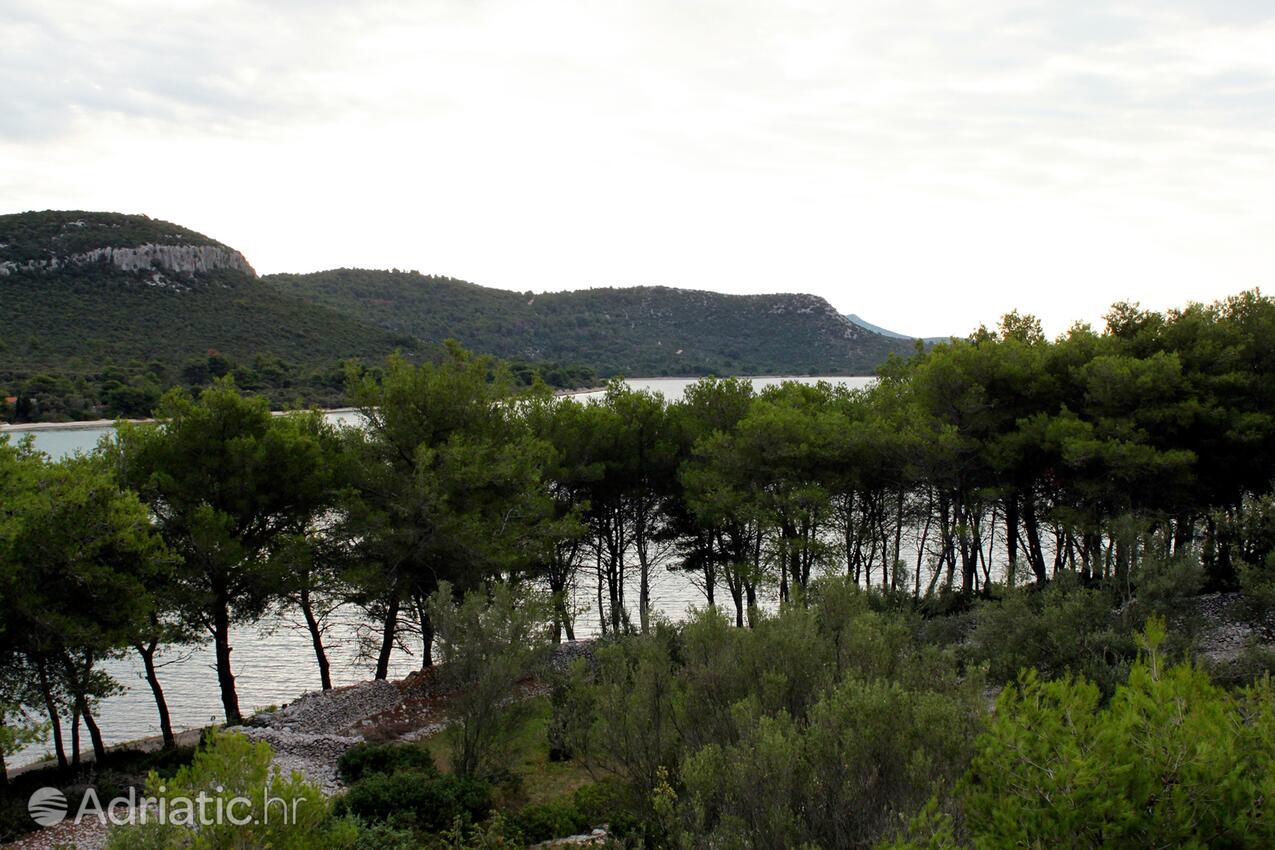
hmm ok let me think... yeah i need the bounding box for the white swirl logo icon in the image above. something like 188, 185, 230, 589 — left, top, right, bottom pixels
28, 787, 68, 827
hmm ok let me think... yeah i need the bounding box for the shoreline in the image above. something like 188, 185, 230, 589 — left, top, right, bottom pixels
0, 407, 363, 434
1, 375, 876, 433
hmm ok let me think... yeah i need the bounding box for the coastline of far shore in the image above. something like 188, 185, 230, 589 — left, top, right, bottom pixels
0, 375, 874, 434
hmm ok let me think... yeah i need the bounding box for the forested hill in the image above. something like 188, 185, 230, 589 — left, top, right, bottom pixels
2, 209, 914, 422
1, 211, 421, 419
265, 269, 917, 376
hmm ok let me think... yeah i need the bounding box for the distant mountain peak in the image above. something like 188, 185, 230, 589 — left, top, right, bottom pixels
844, 313, 949, 344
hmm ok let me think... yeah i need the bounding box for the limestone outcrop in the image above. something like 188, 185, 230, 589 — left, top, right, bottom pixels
0, 243, 255, 278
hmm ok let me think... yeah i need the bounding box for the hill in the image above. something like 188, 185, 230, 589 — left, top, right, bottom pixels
1, 211, 422, 420
2, 210, 917, 423
265, 269, 915, 377
844, 313, 950, 344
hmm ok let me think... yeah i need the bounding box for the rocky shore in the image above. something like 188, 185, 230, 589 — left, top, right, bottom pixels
225, 640, 598, 796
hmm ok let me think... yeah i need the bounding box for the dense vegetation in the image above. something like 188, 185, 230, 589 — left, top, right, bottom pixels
2, 210, 912, 423
0, 211, 601, 422
0, 210, 227, 263
265, 269, 917, 377
4, 289, 1275, 847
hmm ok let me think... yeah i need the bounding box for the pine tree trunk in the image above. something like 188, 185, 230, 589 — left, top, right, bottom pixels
211, 600, 242, 725
1005, 493, 1020, 587
300, 586, 333, 690
36, 659, 67, 771
375, 588, 401, 680
415, 596, 434, 669
70, 708, 81, 769
137, 640, 176, 749
81, 701, 106, 764
1022, 496, 1049, 585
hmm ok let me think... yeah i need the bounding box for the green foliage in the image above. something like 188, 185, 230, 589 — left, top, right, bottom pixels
428, 582, 554, 780
334, 739, 492, 836
962, 620, 1275, 849
510, 798, 590, 844
0, 211, 226, 262
0, 213, 596, 424
569, 778, 636, 831
565, 582, 987, 849
340, 769, 492, 833
103, 731, 345, 850
0, 437, 174, 766
0, 706, 45, 759
965, 579, 1135, 695
337, 743, 438, 784
267, 269, 914, 379
342, 348, 555, 678
346, 821, 421, 850
114, 380, 343, 724
681, 650, 983, 850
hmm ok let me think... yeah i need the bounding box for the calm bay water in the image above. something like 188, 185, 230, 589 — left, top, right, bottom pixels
4, 376, 871, 767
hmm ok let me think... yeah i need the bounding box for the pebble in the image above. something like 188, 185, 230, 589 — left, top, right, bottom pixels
226, 727, 364, 796
1181, 592, 1275, 661
252, 679, 402, 735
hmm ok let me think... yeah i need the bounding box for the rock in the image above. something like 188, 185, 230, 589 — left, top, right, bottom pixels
0, 243, 255, 278
253, 679, 402, 736
1183, 592, 1274, 660
530, 828, 609, 848
226, 726, 363, 796
543, 639, 597, 674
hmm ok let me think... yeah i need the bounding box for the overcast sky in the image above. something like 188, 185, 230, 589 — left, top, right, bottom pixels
3, 1, 1273, 337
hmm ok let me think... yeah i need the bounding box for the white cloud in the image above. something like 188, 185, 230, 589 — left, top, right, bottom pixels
2, 0, 1274, 337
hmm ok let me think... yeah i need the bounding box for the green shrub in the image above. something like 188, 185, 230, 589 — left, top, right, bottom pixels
1132, 549, 1206, 616
428, 581, 553, 780
512, 799, 590, 843
347, 821, 420, 850
341, 770, 492, 833
337, 742, 437, 784
577, 624, 686, 800
1239, 552, 1275, 615
965, 579, 1134, 695
1207, 642, 1275, 688
683, 660, 984, 850
103, 731, 350, 850
570, 778, 635, 829
962, 619, 1275, 849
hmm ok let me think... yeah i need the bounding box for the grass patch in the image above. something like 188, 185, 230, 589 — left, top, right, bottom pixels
415, 695, 594, 809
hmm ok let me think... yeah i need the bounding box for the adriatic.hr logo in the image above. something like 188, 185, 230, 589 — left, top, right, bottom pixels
26, 785, 308, 828
27, 786, 68, 826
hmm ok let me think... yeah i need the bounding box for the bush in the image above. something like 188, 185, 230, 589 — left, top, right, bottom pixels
337, 742, 437, 784
1208, 642, 1275, 689
347, 821, 420, 850
576, 624, 685, 800
570, 778, 635, 829
683, 659, 984, 850
103, 731, 349, 850
341, 769, 492, 833
965, 578, 1134, 695
1239, 552, 1275, 616
1132, 549, 1205, 616
962, 619, 1275, 849
428, 581, 553, 780
512, 799, 590, 843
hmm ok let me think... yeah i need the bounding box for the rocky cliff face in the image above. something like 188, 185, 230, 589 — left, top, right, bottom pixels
0, 242, 256, 278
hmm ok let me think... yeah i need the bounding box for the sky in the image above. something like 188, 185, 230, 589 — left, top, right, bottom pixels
3, 1, 1274, 338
